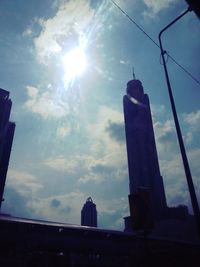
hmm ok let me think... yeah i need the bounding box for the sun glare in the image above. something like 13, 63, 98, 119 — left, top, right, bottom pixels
63, 47, 87, 84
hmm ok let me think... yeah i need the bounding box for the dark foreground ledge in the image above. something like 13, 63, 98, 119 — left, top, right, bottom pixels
0, 215, 199, 267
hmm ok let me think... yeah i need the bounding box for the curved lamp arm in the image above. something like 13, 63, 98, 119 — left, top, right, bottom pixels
158, 7, 200, 239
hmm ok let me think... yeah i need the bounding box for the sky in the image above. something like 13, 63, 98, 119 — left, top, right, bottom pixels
0, 0, 199, 230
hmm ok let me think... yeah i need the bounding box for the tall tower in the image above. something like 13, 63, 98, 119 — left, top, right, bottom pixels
0, 89, 15, 209
123, 79, 166, 225
81, 197, 97, 227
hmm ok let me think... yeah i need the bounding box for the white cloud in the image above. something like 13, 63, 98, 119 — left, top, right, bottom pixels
160, 154, 189, 206
188, 148, 200, 180
23, 0, 109, 119
24, 191, 129, 229
182, 110, 200, 144
154, 119, 178, 155
160, 155, 184, 178
152, 111, 200, 210
78, 165, 126, 184
159, 147, 200, 210
24, 85, 69, 119
87, 106, 126, 165
78, 172, 105, 184
88, 106, 123, 138
94, 66, 114, 81
151, 104, 166, 118
41, 105, 128, 185
33, 0, 95, 64
44, 156, 78, 173
143, 0, 179, 17
43, 150, 127, 185
6, 169, 43, 196
57, 125, 71, 137
152, 109, 200, 150
23, 27, 33, 37
77, 106, 127, 184
97, 197, 129, 229
27, 191, 86, 224
78, 155, 126, 184
185, 131, 193, 144
184, 110, 200, 126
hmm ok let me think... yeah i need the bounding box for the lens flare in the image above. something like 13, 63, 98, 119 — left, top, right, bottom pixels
63, 47, 87, 84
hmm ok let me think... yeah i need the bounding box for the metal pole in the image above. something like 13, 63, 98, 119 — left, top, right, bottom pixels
158, 8, 200, 239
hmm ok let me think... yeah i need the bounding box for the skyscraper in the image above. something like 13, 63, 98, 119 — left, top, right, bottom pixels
81, 197, 97, 227
0, 89, 15, 209
123, 79, 167, 228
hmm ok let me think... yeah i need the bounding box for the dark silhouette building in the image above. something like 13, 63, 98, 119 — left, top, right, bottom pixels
123, 79, 167, 230
122, 78, 199, 243
0, 89, 15, 209
81, 197, 97, 227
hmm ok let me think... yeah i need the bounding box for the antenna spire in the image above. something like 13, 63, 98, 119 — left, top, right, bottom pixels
132, 67, 136, 80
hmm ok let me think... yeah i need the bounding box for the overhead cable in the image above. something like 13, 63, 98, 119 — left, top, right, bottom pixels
111, 0, 200, 86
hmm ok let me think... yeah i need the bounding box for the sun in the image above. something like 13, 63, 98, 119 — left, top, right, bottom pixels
62, 46, 87, 84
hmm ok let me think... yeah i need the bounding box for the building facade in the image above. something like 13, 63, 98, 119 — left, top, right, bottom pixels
0, 89, 15, 209
81, 197, 97, 227
123, 79, 167, 229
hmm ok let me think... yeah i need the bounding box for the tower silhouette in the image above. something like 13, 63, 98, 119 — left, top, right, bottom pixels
81, 197, 97, 227
123, 79, 167, 229
0, 89, 15, 209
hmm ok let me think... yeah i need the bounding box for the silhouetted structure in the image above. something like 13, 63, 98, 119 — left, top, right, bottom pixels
1, 214, 199, 267
81, 197, 97, 227
0, 89, 15, 209
123, 79, 167, 230
122, 79, 199, 242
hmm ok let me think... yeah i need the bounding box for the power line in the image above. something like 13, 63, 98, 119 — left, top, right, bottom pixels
111, 0, 160, 49
167, 54, 200, 85
111, 0, 200, 86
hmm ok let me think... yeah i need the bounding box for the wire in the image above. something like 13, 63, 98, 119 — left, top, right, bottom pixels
167, 53, 200, 85
111, 0, 160, 49
111, 0, 200, 86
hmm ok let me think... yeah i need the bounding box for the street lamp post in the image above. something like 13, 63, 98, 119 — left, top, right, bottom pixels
158, 7, 200, 239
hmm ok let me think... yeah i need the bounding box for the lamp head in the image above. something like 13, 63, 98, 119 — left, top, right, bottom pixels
186, 0, 200, 18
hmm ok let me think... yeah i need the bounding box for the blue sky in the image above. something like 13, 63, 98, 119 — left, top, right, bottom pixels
1, 0, 200, 230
